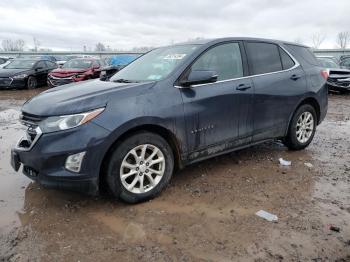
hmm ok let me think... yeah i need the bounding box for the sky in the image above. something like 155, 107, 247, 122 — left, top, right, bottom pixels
0, 0, 349, 51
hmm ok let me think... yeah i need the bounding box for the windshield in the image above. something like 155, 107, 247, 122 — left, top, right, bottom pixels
110, 45, 199, 82
54, 55, 69, 61
5, 60, 36, 69
62, 59, 93, 69
317, 58, 339, 69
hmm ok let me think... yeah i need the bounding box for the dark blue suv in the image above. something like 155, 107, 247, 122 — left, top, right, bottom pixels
11, 38, 328, 203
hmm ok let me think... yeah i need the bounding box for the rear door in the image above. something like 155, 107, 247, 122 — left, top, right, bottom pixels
245, 41, 307, 141
180, 42, 254, 158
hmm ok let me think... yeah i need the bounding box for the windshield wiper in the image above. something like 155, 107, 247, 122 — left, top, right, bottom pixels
112, 78, 138, 83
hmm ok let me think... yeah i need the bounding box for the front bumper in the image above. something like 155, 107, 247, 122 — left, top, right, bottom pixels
11, 121, 111, 195
326, 79, 350, 92
48, 75, 86, 87
0, 77, 26, 89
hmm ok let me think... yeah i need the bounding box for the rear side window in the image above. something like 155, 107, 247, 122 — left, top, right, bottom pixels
279, 48, 295, 70
191, 42, 243, 81
246, 42, 282, 75
284, 44, 319, 67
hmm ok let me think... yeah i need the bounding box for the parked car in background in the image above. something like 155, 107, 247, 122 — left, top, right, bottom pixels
100, 54, 140, 81
317, 56, 350, 93
0, 57, 13, 69
0, 57, 8, 65
340, 55, 350, 70
315, 55, 339, 65
47, 58, 105, 87
11, 38, 328, 203
53, 55, 70, 67
53, 55, 90, 67
0, 59, 57, 89
316, 56, 339, 69
26, 55, 57, 63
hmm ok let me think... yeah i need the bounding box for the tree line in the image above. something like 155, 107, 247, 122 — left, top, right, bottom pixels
1, 32, 349, 52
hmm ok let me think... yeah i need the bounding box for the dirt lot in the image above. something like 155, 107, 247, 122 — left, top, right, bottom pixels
0, 88, 349, 261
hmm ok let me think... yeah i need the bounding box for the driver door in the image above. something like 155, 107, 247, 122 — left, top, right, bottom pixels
179, 42, 254, 159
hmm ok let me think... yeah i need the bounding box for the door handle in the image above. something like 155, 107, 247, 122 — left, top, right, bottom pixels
290, 74, 301, 81
236, 84, 251, 91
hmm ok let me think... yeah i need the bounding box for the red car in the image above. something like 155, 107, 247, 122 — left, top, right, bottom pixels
47, 58, 104, 87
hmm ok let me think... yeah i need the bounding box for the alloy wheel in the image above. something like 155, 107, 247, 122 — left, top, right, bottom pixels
296, 112, 314, 143
120, 144, 165, 194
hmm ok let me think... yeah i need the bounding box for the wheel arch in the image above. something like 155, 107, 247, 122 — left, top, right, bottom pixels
99, 123, 183, 192
285, 96, 321, 137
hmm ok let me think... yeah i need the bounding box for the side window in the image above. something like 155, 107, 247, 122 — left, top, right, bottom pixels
36, 61, 46, 69
284, 44, 319, 67
279, 48, 295, 70
246, 42, 282, 75
191, 43, 243, 81
45, 61, 55, 69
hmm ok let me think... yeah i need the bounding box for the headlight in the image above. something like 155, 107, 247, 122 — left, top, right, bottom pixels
13, 74, 28, 79
75, 74, 86, 78
39, 108, 105, 133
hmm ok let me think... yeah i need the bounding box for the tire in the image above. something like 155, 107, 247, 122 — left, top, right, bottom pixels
27, 76, 37, 89
106, 131, 174, 203
283, 104, 317, 150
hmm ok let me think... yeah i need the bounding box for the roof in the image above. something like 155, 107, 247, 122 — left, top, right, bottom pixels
174, 37, 309, 48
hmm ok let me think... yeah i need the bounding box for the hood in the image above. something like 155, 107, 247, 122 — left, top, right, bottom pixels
0, 68, 31, 77
22, 79, 156, 116
50, 68, 90, 78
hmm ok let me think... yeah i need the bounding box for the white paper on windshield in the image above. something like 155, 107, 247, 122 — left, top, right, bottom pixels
163, 54, 187, 60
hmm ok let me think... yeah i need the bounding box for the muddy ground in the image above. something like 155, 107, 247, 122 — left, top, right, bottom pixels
0, 88, 349, 262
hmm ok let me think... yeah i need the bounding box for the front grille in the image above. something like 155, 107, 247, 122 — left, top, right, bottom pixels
48, 75, 74, 86
0, 77, 12, 87
17, 112, 43, 150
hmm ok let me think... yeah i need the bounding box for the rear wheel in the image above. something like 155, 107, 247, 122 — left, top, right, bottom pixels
106, 131, 174, 203
283, 104, 317, 150
27, 76, 37, 89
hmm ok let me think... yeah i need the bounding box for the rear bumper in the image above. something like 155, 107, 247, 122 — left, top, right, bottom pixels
11, 122, 111, 195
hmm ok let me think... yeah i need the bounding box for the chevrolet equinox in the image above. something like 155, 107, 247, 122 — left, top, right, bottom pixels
11, 38, 328, 203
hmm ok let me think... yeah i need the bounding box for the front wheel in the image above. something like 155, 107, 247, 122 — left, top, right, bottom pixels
106, 131, 174, 203
283, 104, 317, 150
27, 76, 37, 89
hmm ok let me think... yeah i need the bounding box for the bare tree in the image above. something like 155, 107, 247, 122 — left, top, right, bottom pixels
33, 37, 41, 52
312, 33, 326, 49
95, 42, 106, 51
336, 31, 349, 49
1, 39, 25, 51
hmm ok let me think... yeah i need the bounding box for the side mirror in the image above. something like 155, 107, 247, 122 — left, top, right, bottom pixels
180, 70, 218, 87
35, 66, 43, 71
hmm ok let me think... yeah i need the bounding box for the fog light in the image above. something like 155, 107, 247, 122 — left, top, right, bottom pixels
65, 152, 86, 173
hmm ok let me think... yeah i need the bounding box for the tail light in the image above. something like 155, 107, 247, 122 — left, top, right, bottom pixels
320, 69, 329, 80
